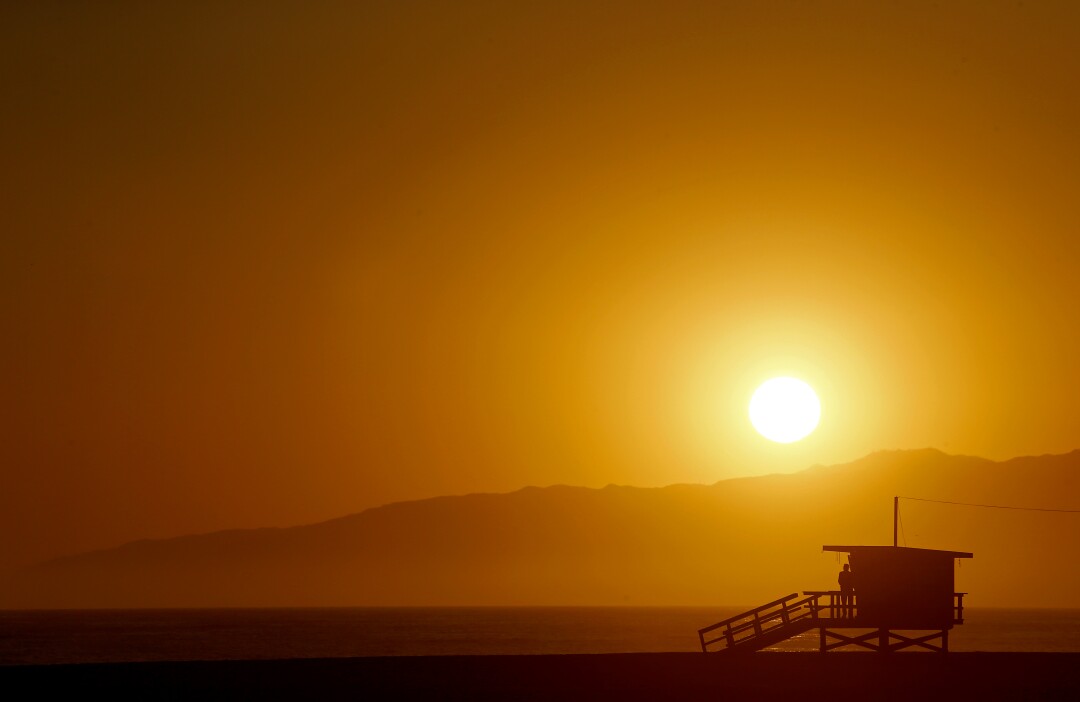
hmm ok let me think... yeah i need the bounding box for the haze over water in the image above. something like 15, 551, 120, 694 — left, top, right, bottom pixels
4, 608, 1080, 666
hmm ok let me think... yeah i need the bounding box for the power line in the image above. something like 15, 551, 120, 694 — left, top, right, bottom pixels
898, 496, 1080, 513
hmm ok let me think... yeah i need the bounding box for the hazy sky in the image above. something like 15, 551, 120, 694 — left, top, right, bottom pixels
3, 1, 1079, 569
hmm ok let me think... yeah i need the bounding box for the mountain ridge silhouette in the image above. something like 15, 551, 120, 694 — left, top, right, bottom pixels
4, 448, 1079, 608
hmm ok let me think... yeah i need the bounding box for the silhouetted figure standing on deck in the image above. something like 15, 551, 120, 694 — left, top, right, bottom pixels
838, 564, 855, 618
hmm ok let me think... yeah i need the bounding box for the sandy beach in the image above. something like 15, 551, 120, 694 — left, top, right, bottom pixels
4, 652, 1079, 700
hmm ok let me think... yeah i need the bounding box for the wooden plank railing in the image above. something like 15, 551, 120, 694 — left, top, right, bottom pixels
697, 593, 821, 652
801, 591, 968, 623
802, 590, 858, 619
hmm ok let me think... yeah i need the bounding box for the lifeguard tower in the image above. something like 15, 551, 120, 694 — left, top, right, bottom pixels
698, 544, 972, 654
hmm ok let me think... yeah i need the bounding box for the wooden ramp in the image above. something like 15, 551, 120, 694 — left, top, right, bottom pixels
697, 594, 819, 653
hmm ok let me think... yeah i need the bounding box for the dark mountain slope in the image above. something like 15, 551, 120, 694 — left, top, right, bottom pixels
4, 449, 1078, 608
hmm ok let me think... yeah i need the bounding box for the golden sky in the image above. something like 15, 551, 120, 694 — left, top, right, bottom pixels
3, 1, 1079, 569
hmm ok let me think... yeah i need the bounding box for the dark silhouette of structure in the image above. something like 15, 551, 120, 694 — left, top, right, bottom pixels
698, 545, 972, 654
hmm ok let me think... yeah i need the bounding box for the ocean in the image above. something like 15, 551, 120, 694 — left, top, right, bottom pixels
2, 607, 1079, 666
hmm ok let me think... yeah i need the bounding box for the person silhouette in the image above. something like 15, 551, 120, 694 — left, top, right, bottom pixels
838, 563, 855, 618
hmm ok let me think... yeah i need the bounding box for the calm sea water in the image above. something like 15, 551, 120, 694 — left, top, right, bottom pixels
2, 608, 1078, 666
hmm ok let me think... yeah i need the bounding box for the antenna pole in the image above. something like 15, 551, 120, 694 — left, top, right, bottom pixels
893, 496, 899, 547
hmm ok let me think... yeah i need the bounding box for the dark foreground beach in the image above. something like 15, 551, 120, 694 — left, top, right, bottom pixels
3, 652, 1078, 701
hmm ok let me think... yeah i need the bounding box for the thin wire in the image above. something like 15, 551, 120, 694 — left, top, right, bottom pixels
898, 496, 1080, 513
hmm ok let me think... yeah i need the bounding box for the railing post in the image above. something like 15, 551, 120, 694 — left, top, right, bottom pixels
725, 626, 735, 648
753, 611, 762, 636
780, 600, 790, 625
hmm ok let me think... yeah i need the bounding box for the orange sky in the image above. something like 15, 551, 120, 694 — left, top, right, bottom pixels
3, 1, 1079, 570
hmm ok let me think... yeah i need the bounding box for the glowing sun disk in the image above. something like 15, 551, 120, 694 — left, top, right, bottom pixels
749, 377, 821, 443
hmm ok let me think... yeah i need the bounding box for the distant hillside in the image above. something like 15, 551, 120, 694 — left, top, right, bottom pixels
3, 449, 1079, 608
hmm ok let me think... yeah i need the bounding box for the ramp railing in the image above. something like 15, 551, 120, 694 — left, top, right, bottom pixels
697, 593, 820, 652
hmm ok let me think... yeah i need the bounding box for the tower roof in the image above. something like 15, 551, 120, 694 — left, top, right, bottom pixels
822, 545, 973, 558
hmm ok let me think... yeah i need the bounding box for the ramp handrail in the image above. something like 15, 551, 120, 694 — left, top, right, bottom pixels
698, 592, 821, 652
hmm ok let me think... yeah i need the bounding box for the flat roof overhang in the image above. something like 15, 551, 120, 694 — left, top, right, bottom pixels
823, 545, 973, 559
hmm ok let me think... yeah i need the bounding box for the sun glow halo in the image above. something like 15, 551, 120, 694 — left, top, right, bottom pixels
749, 377, 821, 443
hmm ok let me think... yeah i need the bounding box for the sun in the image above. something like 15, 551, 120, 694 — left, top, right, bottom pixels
749, 377, 821, 443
